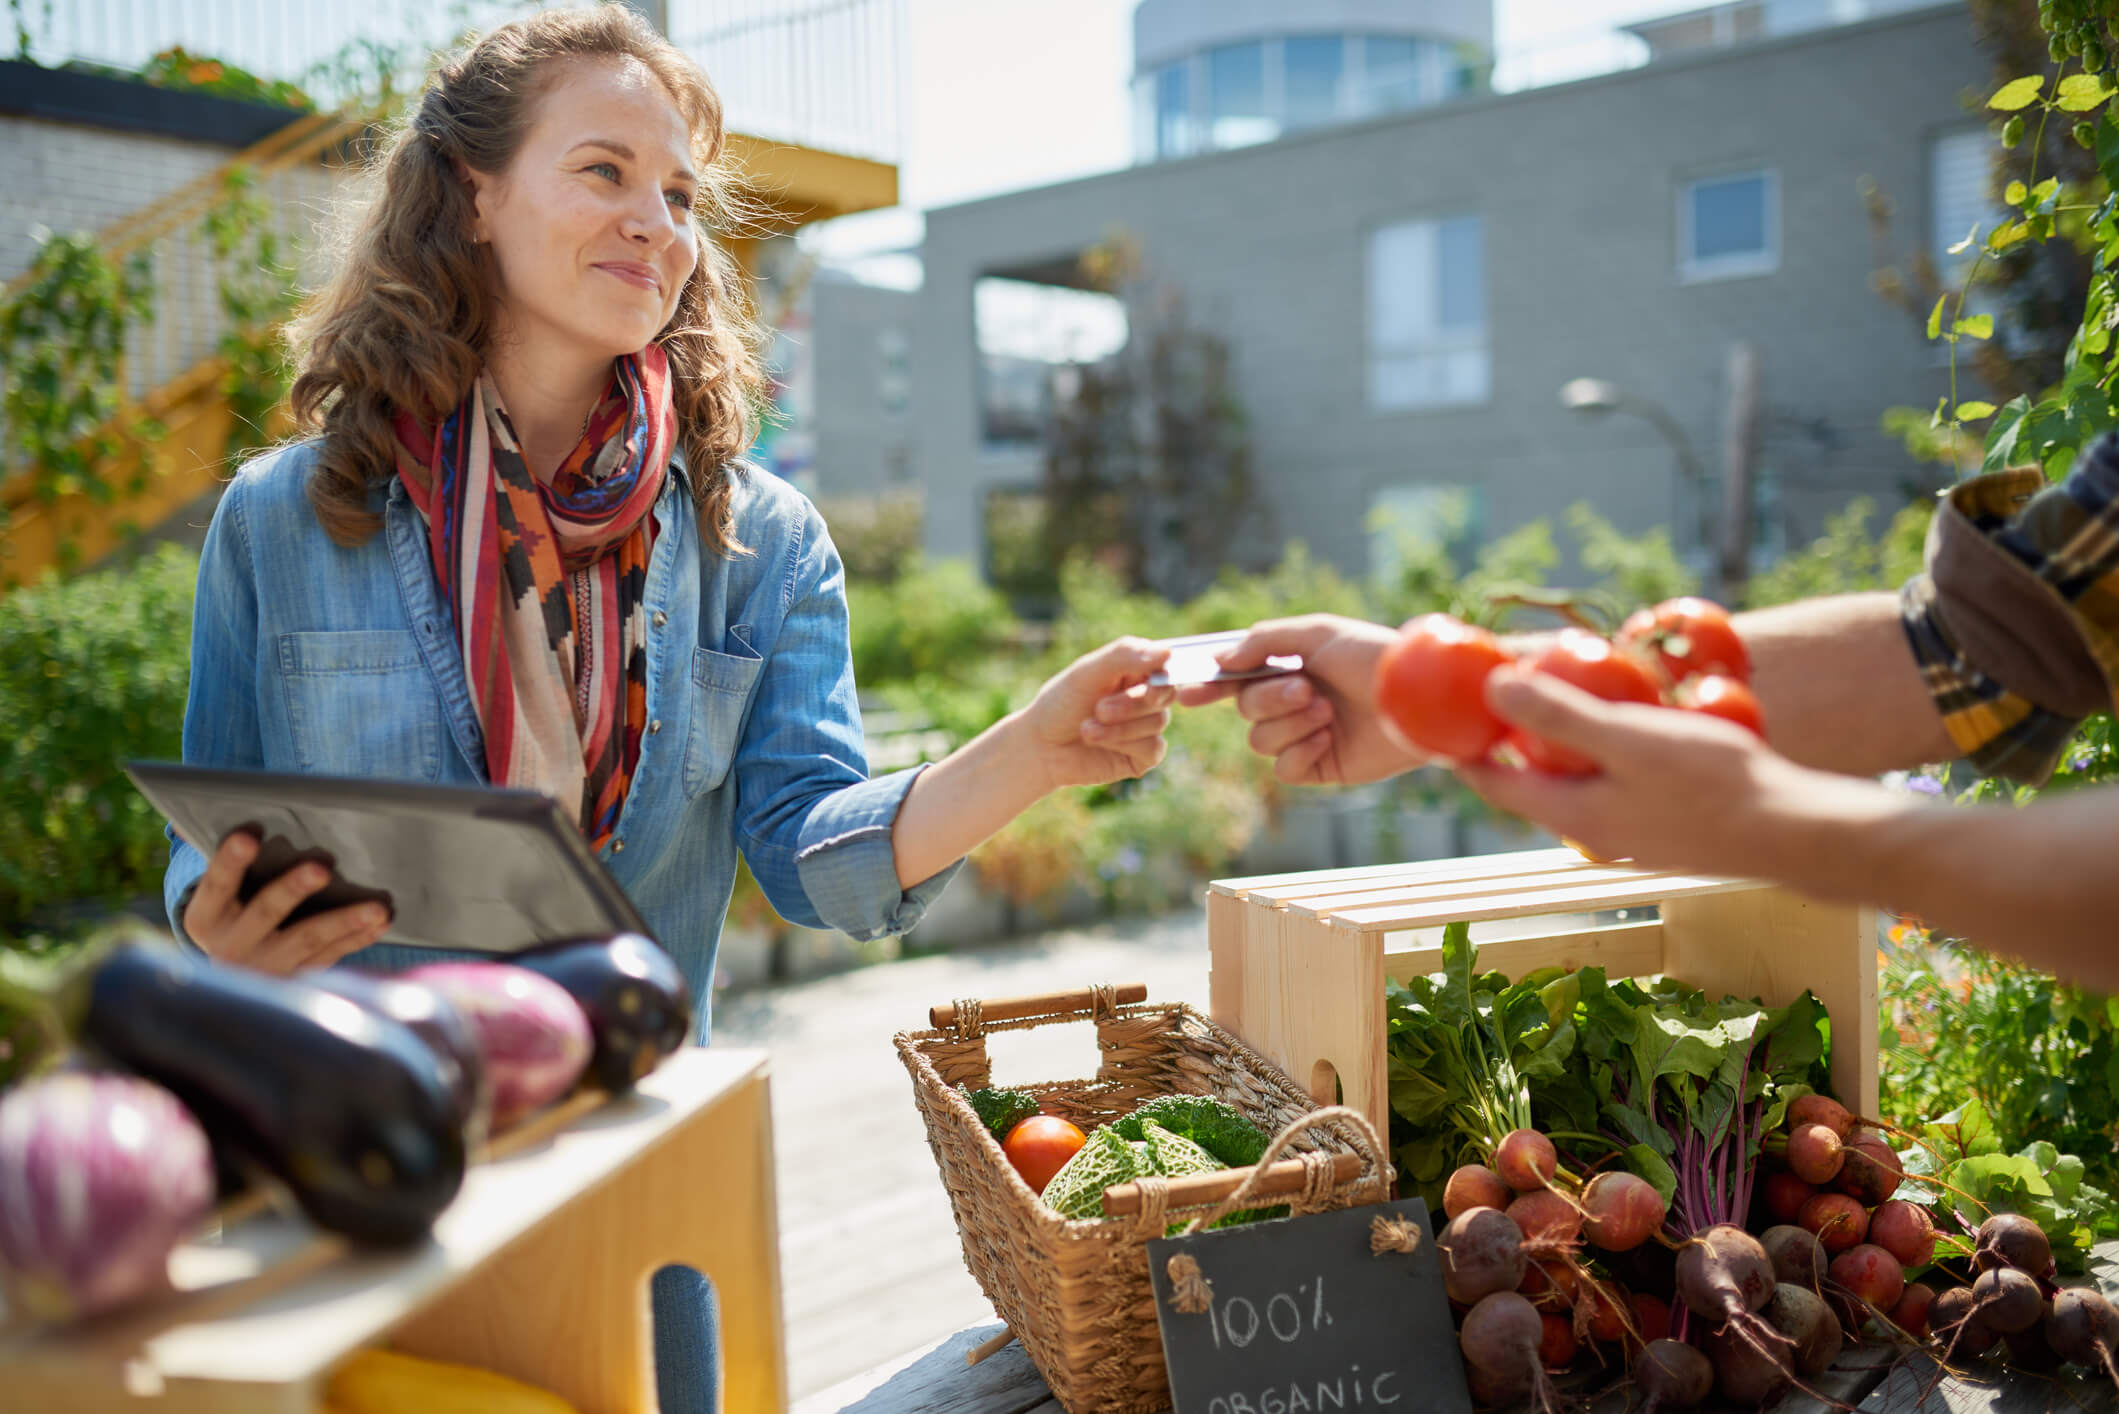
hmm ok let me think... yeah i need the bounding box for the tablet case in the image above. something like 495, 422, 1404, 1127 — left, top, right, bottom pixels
126, 762, 650, 952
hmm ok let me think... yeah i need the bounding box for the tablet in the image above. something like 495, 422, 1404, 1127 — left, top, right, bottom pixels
126, 762, 650, 952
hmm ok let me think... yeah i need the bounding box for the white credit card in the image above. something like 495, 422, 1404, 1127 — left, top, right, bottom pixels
1147, 631, 1304, 688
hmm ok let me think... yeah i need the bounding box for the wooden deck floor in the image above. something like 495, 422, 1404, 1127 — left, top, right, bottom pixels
711, 908, 1214, 1401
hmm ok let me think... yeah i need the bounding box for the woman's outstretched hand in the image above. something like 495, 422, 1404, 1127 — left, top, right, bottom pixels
1019, 636, 1176, 791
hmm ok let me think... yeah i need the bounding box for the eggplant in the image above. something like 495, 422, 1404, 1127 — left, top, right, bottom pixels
76, 944, 465, 1247
0, 1071, 215, 1321
512, 933, 693, 1092
398, 963, 592, 1131
307, 968, 492, 1149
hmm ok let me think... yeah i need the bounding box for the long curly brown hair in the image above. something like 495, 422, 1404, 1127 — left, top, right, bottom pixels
288, 5, 765, 553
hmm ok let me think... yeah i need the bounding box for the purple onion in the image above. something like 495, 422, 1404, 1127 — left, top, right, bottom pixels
398, 963, 592, 1131
0, 1072, 214, 1321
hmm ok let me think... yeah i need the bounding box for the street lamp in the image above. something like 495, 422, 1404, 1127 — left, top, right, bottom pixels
1558, 376, 1714, 566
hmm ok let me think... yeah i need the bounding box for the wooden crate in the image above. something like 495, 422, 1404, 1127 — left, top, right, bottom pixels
1206, 847, 1878, 1144
0, 1047, 788, 1414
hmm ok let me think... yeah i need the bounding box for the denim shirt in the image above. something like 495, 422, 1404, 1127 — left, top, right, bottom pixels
162, 438, 960, 1040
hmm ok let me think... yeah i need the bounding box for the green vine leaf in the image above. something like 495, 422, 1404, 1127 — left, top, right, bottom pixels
2006, 180, 2027, 206
1926, 294, 1946, 341
1955, 314, 1996, 341
1957, 400, 1998, 420
1988, 74, 2046, 111
2055, 74, 2115, 112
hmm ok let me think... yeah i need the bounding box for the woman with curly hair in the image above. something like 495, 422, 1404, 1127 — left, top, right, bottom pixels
162, 6, 1172, 1404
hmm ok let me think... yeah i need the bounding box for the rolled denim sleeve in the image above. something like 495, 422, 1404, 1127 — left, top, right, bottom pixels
162, 477, 265, 951
730, 498, 962, 940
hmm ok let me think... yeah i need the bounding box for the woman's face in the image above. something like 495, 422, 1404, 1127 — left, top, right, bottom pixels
467, 58, 701, 364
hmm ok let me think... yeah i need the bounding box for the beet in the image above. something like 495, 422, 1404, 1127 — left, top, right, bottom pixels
1579, 1278, 1629, 1342
1704, 1319, 1796, 1406
1637, 1338, 1714, 1409
1520, 1256, 1581, 1308
1969, 1266, 2044, 1334
1441, 1206, 1529, 1305
1787, 1093, 1853, 1138
2003, 1304, 2060, 1371
1761, 1224, 1827, 1291
1868, 1200, 1937, 1270
1930, 1285, 1974, 1340
1834, 1137, 1904, 1206
1539, 1310, 1579, 1369
399, 962, 593, 1131
1581, 1170, 1664, 1252
1973, 1213, 2052, 1276
0, 1073, 215, 1322
1786, 1122, 1845, 1184
1495, 1128, 1558, 1192
1445, 1163, 1513, 1220
1797, 1191, 1868, 1253
1890, 1282, 1936, 1340
1934, 1284, 2000, 1361
1461, 1291, 1560, 1412
1676, 1225, 1776, 1321
1760, 1171, 1816, 1225
1765, 1283, 1844, 1377
1509, 1188, 1583, 1246
1630, 1292, 1673, 1349
1830, 1243, 1907, 1318
2047, 1288, 2119, 1384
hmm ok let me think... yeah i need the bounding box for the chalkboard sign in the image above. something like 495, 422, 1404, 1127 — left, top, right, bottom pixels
1147, 1198, 1473, 1414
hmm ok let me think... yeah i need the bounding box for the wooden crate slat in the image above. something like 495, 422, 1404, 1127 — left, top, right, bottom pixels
1322, 873, 1755, 932
1280, 862, 1704, 918
1383, 920, 1666, 985
1209, 847, 1581, 898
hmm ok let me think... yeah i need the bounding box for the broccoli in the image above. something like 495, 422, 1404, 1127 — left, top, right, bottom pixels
962, 1085, 1040, 1141
1109, 1095, 1270, 1167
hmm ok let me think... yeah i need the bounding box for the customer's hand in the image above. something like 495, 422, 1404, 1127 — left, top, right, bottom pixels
1177, 615, 1423, 786
182, 830, 393, 973
1019, 637, 1176, 791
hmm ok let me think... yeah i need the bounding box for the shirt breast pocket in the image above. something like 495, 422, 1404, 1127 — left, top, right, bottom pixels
684, 640, 764, 798
278, 631, 447, 783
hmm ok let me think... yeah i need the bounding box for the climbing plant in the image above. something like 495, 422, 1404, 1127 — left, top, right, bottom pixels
202, 167, 301, 458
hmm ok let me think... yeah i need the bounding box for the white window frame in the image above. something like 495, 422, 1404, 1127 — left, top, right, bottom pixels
1366, 214, 1491, 414
1678, 167, 1780, 284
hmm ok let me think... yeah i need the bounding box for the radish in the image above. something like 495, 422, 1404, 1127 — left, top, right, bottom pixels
1785, 1122, 1844, 1184
1967, 1266, 2043, 1334
1539, 1310, 1579, 1369
1834, 1136, 1903, 1206
1508, 1188, 1583, 1246
1445, 1162, 1513, 1219
1797, 1191, 1868, 1253
1788, 1093, 1853, 1138
400, 962, 593, 1130
1760, 1224, 1826, 1291
1581, 1170, 1664, 1252
1440, 1206, 1528, 1305
1764, 1283, 1844, 1376
1888, 1281, 1935, 1339
1636, 1338, 1713, 1410
1760, 1171, 1816, 1225
1494, 1128, 1558, 1192
2047, 1288, 2119, 1384
1973, 1213, 2052, 1276
1829, 1243, 1906, 1319
0, 1073, 214, 1322
1459, 1291, 1559, 1412
1867, 1200, 1936, 1270
1703, 1320, 1795, 1406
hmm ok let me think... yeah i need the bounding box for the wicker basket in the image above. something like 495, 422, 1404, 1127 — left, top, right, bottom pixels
895, 983, 1393, 1414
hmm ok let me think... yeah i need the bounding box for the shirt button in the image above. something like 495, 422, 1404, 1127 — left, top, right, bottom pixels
652, 610, 668, 628
612, 838, 626, 853
647, 719, 661, 734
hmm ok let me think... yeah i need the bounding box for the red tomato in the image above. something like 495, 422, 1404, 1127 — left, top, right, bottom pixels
1618, 596, 1750, 686
1001, 1115, 1086, 1194
1506, 631, 1662, 776
1677, 674, 1765, 737
1372, 614, 1515, 763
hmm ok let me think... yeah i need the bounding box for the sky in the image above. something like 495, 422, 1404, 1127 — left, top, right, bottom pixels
801, 0, 1717, 267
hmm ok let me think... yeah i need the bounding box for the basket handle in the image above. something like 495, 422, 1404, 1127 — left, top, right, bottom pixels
1100, 1152, 1364, 1215
928, 982, 1147, 1032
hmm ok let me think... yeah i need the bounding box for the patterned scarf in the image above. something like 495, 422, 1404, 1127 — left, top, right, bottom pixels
395, 346, 674, 849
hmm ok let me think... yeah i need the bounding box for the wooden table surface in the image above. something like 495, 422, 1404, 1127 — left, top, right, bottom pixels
803, 1243, 2119, 1414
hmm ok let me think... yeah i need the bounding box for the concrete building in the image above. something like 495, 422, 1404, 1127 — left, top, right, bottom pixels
906, 0, 1991, 583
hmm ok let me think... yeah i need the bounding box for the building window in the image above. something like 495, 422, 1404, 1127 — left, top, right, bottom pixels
975, 276, 1129, 448
878, 328, 909, 416
1367, 215, 1490, 412
1283, 35, 1346, 130
1155, 62, 1195, 160
1679, 169, 1778, 282
1207, 41, 1274, 149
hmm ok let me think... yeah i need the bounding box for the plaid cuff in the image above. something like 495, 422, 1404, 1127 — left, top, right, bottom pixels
1900, 571, 2077, 785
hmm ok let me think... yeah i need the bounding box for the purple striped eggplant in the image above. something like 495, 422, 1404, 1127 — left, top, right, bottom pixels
0, 1071, 214, 1321
398, 963, 592, 1131
512, 934, 692, 1093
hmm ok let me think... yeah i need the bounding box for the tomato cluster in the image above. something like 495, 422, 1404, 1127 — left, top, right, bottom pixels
1371, 596, 1762, 777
